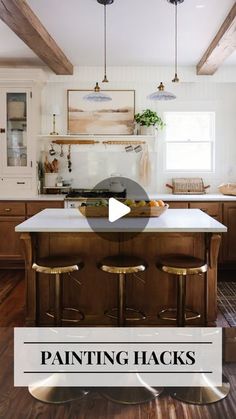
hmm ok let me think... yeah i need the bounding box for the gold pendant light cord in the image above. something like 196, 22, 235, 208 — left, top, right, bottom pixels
175, 2, 177, 75
103, 4, 109, 82
172, 1, 179, 82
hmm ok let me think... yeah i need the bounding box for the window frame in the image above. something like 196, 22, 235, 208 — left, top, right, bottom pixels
163, 111, 215, 173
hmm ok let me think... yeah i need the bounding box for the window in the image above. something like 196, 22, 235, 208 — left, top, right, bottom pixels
164, 112, 215, 171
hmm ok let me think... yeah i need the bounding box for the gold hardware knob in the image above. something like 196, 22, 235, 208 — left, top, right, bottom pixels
4, 208, 11, 212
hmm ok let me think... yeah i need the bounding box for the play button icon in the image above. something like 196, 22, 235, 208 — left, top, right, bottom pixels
85, 176, 151, 242
109, 198, 131, 223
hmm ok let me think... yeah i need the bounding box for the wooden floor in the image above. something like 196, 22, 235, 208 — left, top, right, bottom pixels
0, 270, 25, 327
0, 270, 236, 418
0, 327, 235, 419
0, 269, 233, 327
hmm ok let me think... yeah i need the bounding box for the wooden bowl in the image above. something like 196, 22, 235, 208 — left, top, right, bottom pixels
218, 183, 236, 196
79, 204, 169, 218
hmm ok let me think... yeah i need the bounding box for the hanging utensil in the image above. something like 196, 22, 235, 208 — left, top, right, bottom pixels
125, 145, 133, 152
51, 158, 59, 173
134, 145, 143, 153
67, 145, 72, 173
44, 155, 51, 173
139, 145, 151, 186
49, 143, 56, 156
60, 144, 64, 157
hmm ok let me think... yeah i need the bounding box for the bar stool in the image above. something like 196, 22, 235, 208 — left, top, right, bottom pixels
157, 253, 230, 404
157, 254, 208, 327
33, 256, 85, 326
98, 254, 164, 404
98, 254, 147, 327
29, 255, 88, 404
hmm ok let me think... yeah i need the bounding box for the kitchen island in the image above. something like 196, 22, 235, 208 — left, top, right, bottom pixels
15, 209, 227, 327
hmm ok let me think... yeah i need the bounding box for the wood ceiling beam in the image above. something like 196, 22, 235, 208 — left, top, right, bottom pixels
0, 0, 73, 75
197, 3, 236, 75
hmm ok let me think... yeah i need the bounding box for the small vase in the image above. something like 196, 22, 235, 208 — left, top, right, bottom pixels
44, 173, 58, 188
139, 125, 156, 135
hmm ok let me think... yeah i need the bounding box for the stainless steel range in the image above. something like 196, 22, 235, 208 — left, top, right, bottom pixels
64, 188, 126, 208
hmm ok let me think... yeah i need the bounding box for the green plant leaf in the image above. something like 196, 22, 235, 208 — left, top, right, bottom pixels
134, 109, 165, 129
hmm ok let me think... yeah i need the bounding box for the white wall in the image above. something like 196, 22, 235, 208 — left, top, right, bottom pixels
40, 66, 236, 193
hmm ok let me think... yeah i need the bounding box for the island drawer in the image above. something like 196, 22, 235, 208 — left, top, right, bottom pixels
27, 201, 64, 216
167, 202, 188, 209
0, 202, 26, 216
189, 202, 222, 221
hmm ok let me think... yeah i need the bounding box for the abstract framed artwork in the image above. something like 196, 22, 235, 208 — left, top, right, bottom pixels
67, 90, 135, 135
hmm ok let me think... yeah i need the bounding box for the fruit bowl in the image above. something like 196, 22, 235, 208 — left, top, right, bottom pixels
79, 200, 169, 218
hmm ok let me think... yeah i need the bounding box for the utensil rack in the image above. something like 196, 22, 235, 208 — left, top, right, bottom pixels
52, 139, 99, 145
102, 140, 146, 145
51, 139, 146, 146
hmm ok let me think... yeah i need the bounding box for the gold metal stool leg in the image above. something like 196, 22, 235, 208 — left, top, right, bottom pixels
46, 272, 85, 324
54, 273, 62, 326
101, 385, 164, 405
29, 374, 89, 404
177, 274, 186, 327
29, 274, 89, 404
106, 273, 146, 324
169, 374, 230, 405
101, 372, 164, 405
118, 273, 126, 327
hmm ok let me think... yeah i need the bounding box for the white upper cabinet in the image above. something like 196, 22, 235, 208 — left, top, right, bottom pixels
0, 88, 32, 175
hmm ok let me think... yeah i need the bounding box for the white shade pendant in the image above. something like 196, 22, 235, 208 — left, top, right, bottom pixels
148, 82, 176, 101
84, 0, 114, 102
83, 83, 112, 102
148, 0, 185, 101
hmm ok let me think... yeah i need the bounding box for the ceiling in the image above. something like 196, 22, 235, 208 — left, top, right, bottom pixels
0, 0, 235, 67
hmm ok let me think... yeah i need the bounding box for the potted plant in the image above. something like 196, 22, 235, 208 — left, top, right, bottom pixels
134, 109, 165, 135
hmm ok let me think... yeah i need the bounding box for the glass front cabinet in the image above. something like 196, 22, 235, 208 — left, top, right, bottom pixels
0, 88, 32, 174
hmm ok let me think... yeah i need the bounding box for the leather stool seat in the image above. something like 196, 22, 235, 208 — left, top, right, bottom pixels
157, 254, 207, 275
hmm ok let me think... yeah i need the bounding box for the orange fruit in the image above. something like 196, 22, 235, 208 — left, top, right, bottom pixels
157, 200, 165, 207
149, 200, 159, 207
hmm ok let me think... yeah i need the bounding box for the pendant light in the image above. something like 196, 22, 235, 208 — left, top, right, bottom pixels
167, 0, 184, 83
148, 0, 184, 101
83, 82, 112, 102
84, 0, 114, 102
148, 82, 176, 101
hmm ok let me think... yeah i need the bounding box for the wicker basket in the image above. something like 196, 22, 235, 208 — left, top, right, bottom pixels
218, 183, 236, 196
79, 204, 169, 218
166, 178, 210, 195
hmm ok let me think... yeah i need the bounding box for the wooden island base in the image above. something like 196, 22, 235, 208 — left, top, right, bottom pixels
20, 231, 220, 327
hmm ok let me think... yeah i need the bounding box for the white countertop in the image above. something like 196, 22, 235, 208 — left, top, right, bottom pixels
0, 194, 65, 201
149, 194, 236, 201
1, 193, 236, 202
15, 208, 227, 233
